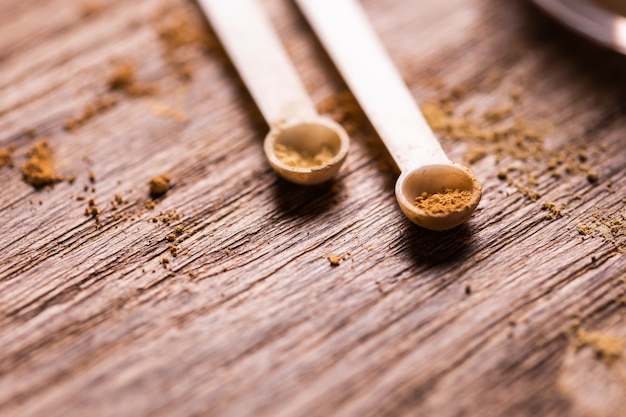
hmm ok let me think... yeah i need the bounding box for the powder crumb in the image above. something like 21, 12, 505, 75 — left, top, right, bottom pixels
85, 198, 100, 221
166, 233, 176, 242
107, 63, 157, 97
64, 94, 118, 131
155, 9, 216, 81
88, 170, 96, 184
0, 147, 14, 168
145, 200, 156, 210
274, 144, 335, 169
577, 329, 625, 363
316, 91, 363, 134
148, 101, 187, 122
586, 169, 599, 183
21, 140, 65, 188
157, 11, 212, 50
577, 223, 593, 236
414, 188, 472, 215
114, 193, 123, 204
149, 173, 170, 197
541, 201, 564, 219
326, 255, 342, 266
465, 283, 472, 295
80, 1, 103, 17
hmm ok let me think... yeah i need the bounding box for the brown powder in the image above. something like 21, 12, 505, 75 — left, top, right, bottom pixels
21, 140, 65, 187
157, 12, 210, 50
64, 94, 118, 131
316, 91, 363, 135
576, 209, 626, 254
155, 9, 216, 81
274, 144, 335, 168
326, 255, 342, 266
149, 173, 170, 197
84, 198, 100, 221
0, 147, 14, 168
420, 78, 597, 204
414, 188, 472, 215
577, 329, 625, 363
80, 1, 103, 17
107, 63, 157, 97
541, 201, 565, 220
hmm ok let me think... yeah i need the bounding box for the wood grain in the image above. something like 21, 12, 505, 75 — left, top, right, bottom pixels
1, 0, 626, 416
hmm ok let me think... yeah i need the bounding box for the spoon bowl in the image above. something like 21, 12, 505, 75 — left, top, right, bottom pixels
264, 117, 350, 185
395, 163, 482, 231
198, 0, 349, 185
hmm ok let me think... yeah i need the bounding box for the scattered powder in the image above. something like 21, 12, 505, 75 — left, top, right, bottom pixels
21, 140, 65, 187
80, 1, 103, 17
413, 188, 472, 215
421, 79, 599, 204
316, 91, 363, 135
150, 209, 181, 225
323, 253, 351, 267
274, 144, 335, 168
107, 62, 157, 97
326, 255, 342, 266
577, 329, 625, 363
147, 101, 187, 122
84, 198, 100, 221
156, 11, 212, 50
64, 95, 118, 131
576, 209, 626, 254
0, 147, 14, 168
155, 9, 216, 81
149, 173, 171, 197
541, 201, 565, 220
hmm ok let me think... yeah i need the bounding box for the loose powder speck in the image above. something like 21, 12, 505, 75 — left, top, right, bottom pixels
21, 140, 64, 187
274, 144, 335, 168
0, 147, 14, 168
149, 173, 170, 197
414, 188, 472, 215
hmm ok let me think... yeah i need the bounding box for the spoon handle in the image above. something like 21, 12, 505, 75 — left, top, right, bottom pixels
198, 0, 317, 125
294, 0, 449, 172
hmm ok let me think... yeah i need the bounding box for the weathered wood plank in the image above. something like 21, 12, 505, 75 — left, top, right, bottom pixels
1, 0, 625, 416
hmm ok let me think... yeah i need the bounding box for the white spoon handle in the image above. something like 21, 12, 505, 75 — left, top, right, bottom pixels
294, 0, 449, 172
198, 0, 317, 125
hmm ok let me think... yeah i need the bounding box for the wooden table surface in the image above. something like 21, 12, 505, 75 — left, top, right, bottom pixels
2, 0, 626, 416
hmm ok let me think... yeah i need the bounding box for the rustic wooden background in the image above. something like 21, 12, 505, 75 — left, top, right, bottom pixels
1, 0, 626, 416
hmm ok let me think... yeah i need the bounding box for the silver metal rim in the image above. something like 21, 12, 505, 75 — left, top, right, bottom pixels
531, 0, 626, 55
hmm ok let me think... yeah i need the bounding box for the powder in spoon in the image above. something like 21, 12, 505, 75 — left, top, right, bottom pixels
414, 188, 472, 215
274, 144, 334, 168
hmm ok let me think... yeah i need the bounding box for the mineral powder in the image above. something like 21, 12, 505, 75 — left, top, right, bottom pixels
414, 188, 472, 215
149, 173, 171, 197
0, 147, 13, 168
21, 140, 64, 187
274, 144, 335, 168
